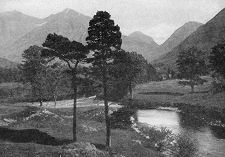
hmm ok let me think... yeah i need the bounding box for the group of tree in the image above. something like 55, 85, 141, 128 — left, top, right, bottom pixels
20, 11, 158, 150
176, 43, 225, 93
176, 47, 207, 93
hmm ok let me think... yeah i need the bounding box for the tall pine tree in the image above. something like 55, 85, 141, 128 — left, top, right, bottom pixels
86, 11, 122, 148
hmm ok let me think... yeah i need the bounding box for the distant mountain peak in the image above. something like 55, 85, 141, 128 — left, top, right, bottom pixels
129, 31, 153, 38
62, 8, 78, 15
128, 31, 158, 46
129, 31, 146, 35
44, 8, 89, 22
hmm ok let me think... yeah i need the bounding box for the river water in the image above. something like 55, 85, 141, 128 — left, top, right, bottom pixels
136, 109, 225, 157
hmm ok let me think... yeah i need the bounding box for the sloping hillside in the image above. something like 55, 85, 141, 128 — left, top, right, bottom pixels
153, 8, 225, 70
0, 9, 90, 62
158, 22, 202, 56
0, 11, 43, 47
122, 34, 159, 62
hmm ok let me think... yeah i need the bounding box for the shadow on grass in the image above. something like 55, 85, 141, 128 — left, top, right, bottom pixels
138, 92, 184, 96
192, 91, 209, 94
0, 127, 72, 146
92, 143, 106, 150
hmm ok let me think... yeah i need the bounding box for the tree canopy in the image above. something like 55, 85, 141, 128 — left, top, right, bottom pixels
176, 47, 207, 92
209, 43, 225, 78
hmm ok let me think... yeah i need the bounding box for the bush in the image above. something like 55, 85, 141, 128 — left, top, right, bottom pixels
137, 125, 197, 157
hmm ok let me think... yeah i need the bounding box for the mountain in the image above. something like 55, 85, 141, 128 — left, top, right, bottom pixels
0, 10, 43, 46
128, 31, 159, 46
121, 32, 159, 61
0, 8, 207, 64
0, 9, 91, 62
153, 8, 225, 70
150, 21, 202, 62
159, 22, 202, 55
0, 9, 160, 63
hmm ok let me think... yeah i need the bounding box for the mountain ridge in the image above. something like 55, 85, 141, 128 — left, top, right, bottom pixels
0, 10, 43, 46
0, 8, 205, 64
153, 8, 225, 70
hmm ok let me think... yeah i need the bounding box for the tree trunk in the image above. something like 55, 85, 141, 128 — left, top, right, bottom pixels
54, 94, 57, 108
190, 82, 194, 93
129, 81, 133, 99
40, 100, 43, 107
103, 68, 111, 149
72, 73, 78, 142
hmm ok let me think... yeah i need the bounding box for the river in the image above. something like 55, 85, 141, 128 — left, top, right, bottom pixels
135, 109, 225, 157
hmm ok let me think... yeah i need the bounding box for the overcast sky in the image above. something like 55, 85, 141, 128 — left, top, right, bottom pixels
1, 0, 225, 44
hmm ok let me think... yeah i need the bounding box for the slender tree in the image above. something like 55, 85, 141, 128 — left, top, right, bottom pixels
41, 33, 88, 142
176, 47, 207, 93
45, 62, 63, 107
86, 11, 122, 148
21, 45, 47, 106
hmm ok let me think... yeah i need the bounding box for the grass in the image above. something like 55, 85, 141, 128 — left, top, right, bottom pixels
0, 103, 163, 157
133, 77, 225, 109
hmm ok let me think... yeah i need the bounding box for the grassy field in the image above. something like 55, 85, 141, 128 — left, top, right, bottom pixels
0, 100, 163, 157
1, 77, 224, 156
134, 77, 225, 109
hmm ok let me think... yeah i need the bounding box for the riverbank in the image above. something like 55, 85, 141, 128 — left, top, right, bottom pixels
133, 77, 225, 109
129, 78, 225, 127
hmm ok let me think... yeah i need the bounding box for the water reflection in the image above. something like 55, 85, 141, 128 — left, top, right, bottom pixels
136, 109, 225, 157
136, 110, 181, 134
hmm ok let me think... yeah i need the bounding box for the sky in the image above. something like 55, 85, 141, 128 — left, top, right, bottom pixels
1, 0, 225, 44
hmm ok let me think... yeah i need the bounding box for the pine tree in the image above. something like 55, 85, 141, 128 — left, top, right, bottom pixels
86, 11, 122, 148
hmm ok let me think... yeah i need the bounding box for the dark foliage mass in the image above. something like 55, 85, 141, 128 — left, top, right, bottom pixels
210, 43, 225, 78
176, 47, 207, 92
0, 67, 22, 83
110, 50, 159, 99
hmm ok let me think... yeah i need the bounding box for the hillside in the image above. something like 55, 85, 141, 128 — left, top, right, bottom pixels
158, 22, 202, 56
128, 31, 159, 46
0, 9, 160, 63
122, 32, 159, 61
0, 9, 90, 62
151, 21, 202, 63
153, 8, 225, 70
0, 11, 43, 47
